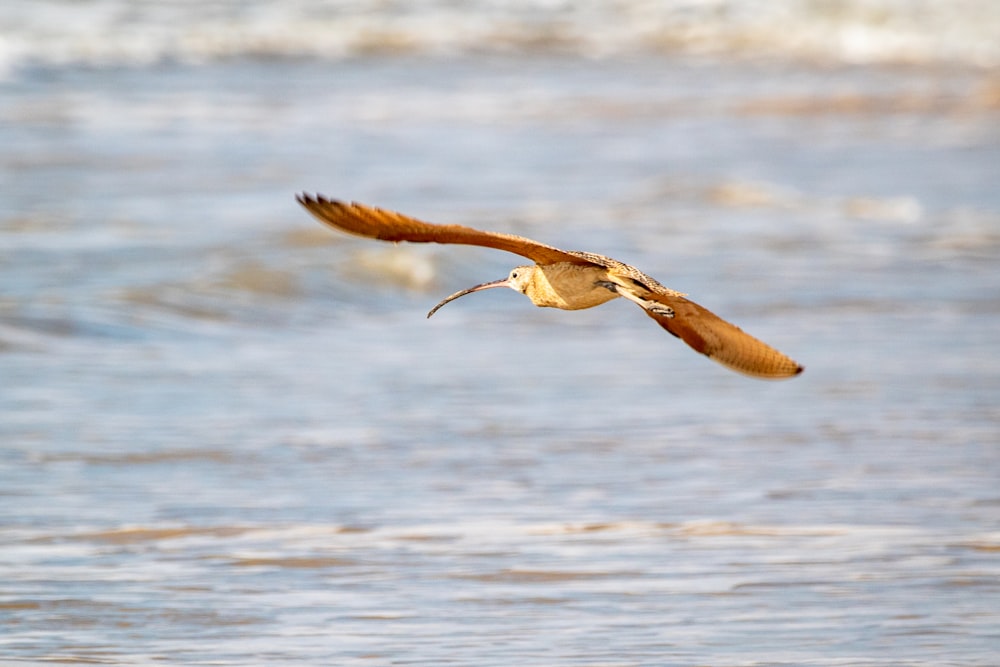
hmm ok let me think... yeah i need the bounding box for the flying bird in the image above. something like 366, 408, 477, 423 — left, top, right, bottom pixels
297, 194, 803, 379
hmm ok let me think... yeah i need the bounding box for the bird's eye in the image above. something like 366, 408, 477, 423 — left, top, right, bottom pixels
511, 271, 519, 279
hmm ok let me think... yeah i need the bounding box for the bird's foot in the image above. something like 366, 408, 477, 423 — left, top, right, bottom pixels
648, 303, 675, 318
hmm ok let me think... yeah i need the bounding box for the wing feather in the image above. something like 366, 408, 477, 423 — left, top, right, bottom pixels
298, 193, 803, 379
297, 194, 592, 266
642, 294, 803, 379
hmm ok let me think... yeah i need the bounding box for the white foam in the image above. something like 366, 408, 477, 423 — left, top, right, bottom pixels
2, 0, 998, 77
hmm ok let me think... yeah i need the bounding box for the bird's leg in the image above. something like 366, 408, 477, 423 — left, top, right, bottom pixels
596, 279, 675, 318
599, 281, 675, 318
594, 280, 619, 293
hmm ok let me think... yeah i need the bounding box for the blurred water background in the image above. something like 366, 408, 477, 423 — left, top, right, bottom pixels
2, 1, 999, 665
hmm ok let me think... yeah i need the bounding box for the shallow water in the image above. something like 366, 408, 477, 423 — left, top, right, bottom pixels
2, 5, 1000, 665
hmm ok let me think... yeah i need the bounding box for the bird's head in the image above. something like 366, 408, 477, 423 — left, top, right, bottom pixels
427, 265, 535, 318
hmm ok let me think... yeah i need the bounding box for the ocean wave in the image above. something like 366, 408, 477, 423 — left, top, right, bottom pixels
1, 0, 998, 75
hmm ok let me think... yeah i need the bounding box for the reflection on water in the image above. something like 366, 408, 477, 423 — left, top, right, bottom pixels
1, 5, 999, 664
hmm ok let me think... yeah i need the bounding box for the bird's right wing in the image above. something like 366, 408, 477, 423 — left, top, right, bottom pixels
642, 294, 804, 379
297, 194, 593, 266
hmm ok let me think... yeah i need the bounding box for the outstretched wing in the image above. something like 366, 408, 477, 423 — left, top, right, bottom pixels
595, 259, 802, 379
298, 193, 803, 379
297, 194, 593, 266
642, 294, 803, 379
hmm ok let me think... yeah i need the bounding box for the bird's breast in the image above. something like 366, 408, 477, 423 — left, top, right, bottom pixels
527, 263, 619, 310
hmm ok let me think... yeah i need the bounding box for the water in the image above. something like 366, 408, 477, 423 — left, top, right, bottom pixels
2, 2, 999, 665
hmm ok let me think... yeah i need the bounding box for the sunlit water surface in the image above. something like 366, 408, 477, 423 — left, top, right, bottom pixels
2, 10, 999, 666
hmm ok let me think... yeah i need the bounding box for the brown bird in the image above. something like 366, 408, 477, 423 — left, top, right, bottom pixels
297, 193, 803, 379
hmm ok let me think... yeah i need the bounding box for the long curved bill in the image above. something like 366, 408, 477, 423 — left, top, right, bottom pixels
426, 277, 511, 318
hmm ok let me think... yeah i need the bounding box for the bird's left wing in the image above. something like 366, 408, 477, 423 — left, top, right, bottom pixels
297, 194, 593, 266
641, 293, 804, 379
594, 259, 802, 379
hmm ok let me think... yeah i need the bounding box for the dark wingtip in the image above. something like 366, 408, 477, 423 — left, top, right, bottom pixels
296, 192, 348, 210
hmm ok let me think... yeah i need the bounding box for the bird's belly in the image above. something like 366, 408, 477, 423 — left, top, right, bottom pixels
531, 264, 618, 310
